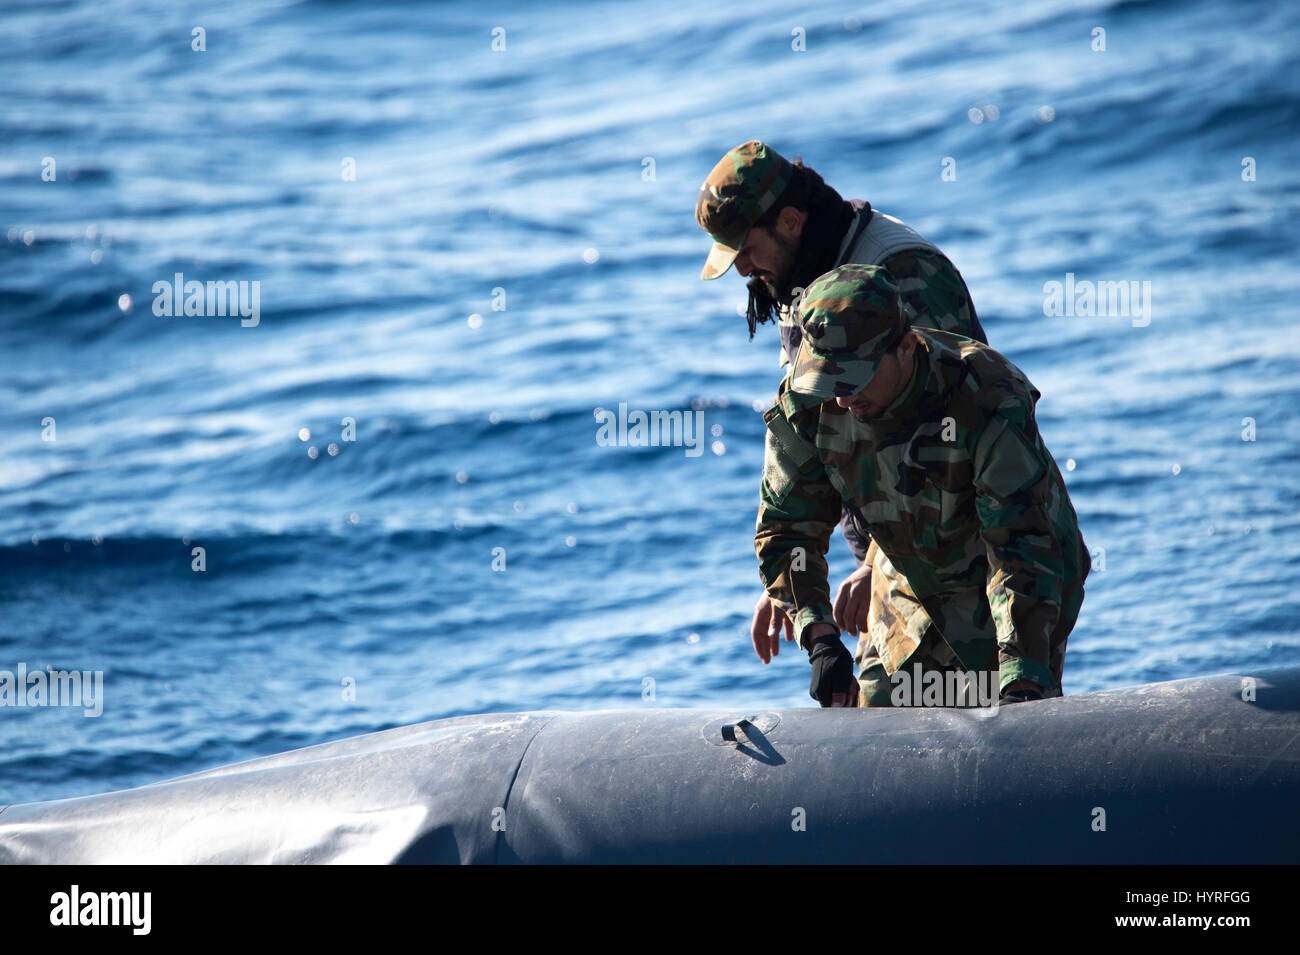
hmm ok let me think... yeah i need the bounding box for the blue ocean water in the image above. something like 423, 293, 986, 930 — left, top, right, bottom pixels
1, 0, 1297, 805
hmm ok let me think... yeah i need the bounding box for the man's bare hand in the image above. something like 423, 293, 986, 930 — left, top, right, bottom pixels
832, 563, 872, 635
750, 593, 793, 663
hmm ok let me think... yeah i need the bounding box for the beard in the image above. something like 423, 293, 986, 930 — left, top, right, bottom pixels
742, 201, 856, 338
743, 231, 799, 338
744, 276, 784, 338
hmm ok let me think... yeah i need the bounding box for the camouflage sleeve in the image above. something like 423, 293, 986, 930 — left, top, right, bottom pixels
882, 248, 988, 345
972, 413, 1066, 693
777, 312, 868, 563
755, 407, 841, 649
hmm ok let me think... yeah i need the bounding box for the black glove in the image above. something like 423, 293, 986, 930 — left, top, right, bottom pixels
1000, 686, 1044, 704
807, 632, 855, 707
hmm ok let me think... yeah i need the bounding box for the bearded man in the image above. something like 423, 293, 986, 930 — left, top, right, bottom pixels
696, 140, 988, 706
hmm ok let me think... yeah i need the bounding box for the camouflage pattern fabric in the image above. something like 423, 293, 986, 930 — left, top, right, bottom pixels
790, 264, 910, 397
854, 544, 1064, 706
774, 204, 987, 569
756, 324, 1089, 699
778, 243, 987, 370
887, 246, 984, 335
855, 590, 979, 707
696, 141, 795, 280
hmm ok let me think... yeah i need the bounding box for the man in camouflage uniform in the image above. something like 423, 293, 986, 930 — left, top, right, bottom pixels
756, 265, 1088, 706
695, 140, 989, 703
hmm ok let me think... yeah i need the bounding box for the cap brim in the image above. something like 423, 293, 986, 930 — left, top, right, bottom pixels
700, 240, 741, 280
789, 349, 879, 398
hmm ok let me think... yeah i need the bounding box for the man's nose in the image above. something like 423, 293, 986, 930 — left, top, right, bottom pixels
734, 251, 751, 276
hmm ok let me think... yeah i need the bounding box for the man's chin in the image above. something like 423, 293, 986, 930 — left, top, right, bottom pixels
746, 275, 777, 300
755, 271, 794, 304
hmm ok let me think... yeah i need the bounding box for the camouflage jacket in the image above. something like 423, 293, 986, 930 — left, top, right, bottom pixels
778, 200, 987, 562
755, 329, 1088, 691
776, 200, 987, 369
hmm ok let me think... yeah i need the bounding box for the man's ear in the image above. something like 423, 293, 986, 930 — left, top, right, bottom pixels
780, 206, 806, 239
897, 328, 917, 361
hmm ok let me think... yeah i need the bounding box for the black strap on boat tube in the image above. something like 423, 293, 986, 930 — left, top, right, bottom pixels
720, 717, 752, 743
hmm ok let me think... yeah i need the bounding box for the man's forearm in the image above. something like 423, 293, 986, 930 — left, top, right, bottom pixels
755, 498, 838, 647
753, 536, 837, 648
755, 402, 842, 647
974, 422, 1069, 692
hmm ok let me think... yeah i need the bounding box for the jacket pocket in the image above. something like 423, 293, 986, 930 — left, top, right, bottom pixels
762, 406, 817, 504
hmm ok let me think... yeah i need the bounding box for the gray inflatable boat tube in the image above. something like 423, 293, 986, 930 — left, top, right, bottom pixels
1, 667, 1297, 864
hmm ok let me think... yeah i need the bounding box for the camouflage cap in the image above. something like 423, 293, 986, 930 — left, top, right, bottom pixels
695, 141, 795, 280
789, 265, 907, 397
